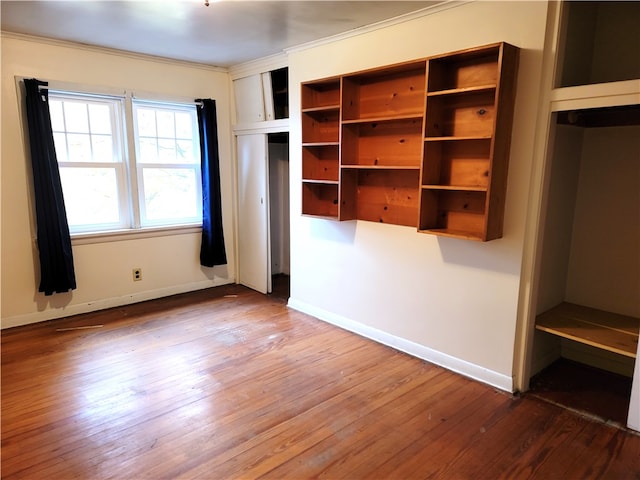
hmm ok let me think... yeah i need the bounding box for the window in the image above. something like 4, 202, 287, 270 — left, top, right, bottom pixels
49, 91, 202, 235
132, 101, 202, 227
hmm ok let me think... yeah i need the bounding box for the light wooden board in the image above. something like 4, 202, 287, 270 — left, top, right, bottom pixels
535, 302, 639, 358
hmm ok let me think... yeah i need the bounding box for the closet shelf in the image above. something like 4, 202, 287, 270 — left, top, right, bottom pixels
535, 302, 639, 358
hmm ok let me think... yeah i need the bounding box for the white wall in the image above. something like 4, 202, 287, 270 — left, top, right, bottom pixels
536, 124, 583, 313
1, 34, 235, 328
287, 1, 549, 391
566, 125, 640, 317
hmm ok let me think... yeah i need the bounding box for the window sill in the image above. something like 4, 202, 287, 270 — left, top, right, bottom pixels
70, 224, 202, 245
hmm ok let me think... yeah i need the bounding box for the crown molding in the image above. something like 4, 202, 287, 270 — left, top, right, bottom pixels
0, 31, 229, 73
228, 52, 288, 81
286, 0, 470, 56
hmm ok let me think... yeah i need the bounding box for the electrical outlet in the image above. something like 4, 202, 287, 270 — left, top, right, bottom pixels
132, 268, 142, 281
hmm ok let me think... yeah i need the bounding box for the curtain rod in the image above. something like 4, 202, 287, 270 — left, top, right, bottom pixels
24, 76, 207, 106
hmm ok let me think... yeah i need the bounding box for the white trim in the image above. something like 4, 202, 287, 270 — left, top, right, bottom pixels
549, 79, 640, 115
288, 298, 514, 393
233, 118, 290, 135
229, 53, 288, 81
70, 225, 201, 246
285, 1, 470, 56
549, 79, 640, 110
1, 278, 234, 330
1, 31, 228, 72
512, 0, 563, 393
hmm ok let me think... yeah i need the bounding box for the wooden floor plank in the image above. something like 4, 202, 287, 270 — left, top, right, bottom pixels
2, 284, 639, 479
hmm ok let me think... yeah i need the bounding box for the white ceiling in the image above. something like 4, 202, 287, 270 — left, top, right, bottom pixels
0, 1, 442, 67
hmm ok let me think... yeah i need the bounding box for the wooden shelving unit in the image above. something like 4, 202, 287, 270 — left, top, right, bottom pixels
419, 43, 519, 241
301, 43, 520, 240
338, 62, 425, 225
301, 78, 341, 218
536, 303, 639, 358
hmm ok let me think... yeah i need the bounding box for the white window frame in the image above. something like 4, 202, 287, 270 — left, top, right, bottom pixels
49, 91, 131, 234
131, 99, 203, 229
46, 87, 203, 241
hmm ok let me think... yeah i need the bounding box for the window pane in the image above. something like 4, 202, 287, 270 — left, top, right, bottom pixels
59, 167, 120, 226
92, 135, 113, 163
53, 132, 68, 162
49, 100, 65, 131
175, 112, 193, 139
138, 137, 158, 163
142, 168, 199, 222
156, 110, 175, 138
157, 139, 176, 163
67, 133, 92, 162
137, 108, 156, 137
64, 101, 89, 133
176, 140, 196, 164
88, 104, 111, 135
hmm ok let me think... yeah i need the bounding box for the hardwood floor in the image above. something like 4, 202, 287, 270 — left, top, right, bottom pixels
2, 284, 639, 479
530, 358, 633, 427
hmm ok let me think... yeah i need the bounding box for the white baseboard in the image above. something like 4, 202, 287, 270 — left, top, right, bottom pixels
287, 298, 514, 393
2, 278, 235, 329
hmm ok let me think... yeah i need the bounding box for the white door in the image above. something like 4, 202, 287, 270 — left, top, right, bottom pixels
237, 134, 271, 294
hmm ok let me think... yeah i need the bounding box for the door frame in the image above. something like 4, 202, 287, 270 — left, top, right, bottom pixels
232, 121, 290, 294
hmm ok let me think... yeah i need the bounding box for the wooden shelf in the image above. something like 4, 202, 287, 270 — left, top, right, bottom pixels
301, 109, 340, 144
341, 117, 423, 168
300, 77, 341, 217
301, 42, 519, 240
303, 144, 339, 182
302, 142, 339, 147
422, 185, 488, 191
420, 42, 519, 241
425, 135, 492, 142
427, 84, 497, 97
417, 228, 484, 241
340, 169, 420, 226
301, 78, 341, 110
536, 303, 639, 358
424, 90, 497, 138
342, 114, 424, 125
419, 189, 487, 238
302, 182, 339, 218
343, 165, 421, 170
301, 104, 340, 113
427, 44, 500, 92
302, 179, 339, 185
341, 62, 426, 121
422, 138, 492, 189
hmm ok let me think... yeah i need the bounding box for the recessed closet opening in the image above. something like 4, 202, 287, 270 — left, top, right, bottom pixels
529, 104, 640, 425
268, 132, 290, 300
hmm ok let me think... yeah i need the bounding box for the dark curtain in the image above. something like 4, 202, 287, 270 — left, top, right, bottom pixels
24, 78, 76, 295
196, 98, 227, 267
